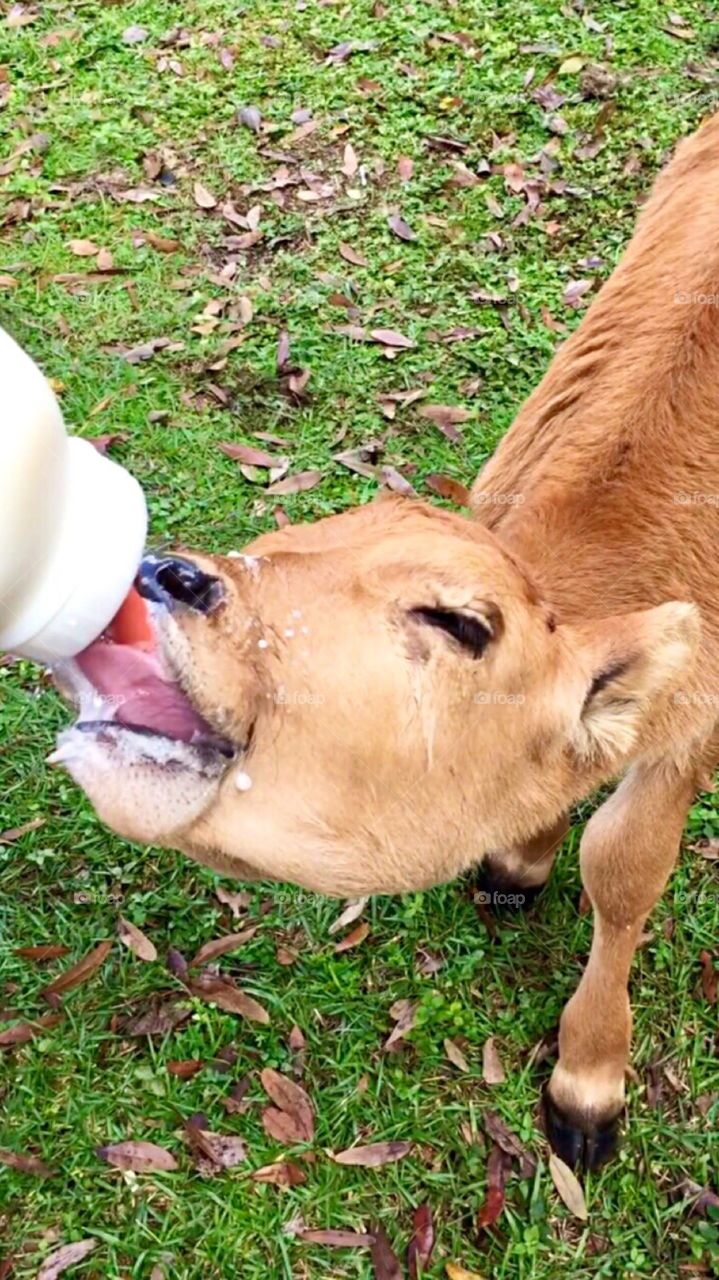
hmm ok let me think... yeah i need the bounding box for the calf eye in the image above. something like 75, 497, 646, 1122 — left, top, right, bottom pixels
410, 606, 495, 659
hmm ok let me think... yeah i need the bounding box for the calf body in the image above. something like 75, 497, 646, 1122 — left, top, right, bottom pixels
472, 113, 719, 1163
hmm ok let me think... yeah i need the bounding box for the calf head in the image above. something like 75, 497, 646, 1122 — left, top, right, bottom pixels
52, 498, 698, 895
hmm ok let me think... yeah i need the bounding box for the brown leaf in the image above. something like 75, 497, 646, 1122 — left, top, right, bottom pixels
262, 1107, 310, 1145
335, 922, 371, 953
298, 1230, 375, 1247
341, 141, 359, 178
562, 278, 593, 308
407, 1204, 434, 1279
444, 1037, 470, 1072
477, 1144, 510, 1230
397, 155, 414, 181
548, 1152, 588, 1220
425, 474, 471, 507
369, 328, 415, 349
699, 950, 717, 1003
167, 1059, 203, 1079
370, 1224, 402, 1280
67, 238, 99, 257
185, 1123, 247, 1173
252, 1160, 307, 1186
218, 442, 282, 469
482, 1111, 531, 1166
379, 465, 417, 497
482, 1036, 506, 1084
285, 119, 319, 146
0, 1147, 55, 1177
333, 1140, 412, 1167
267, 470, 323, 496
194, 181, 218, 210
190, 927, 257, 967
14, 945, 70, 963
0, 817, 45, 843
40, 941, 112, 1002
143, 230, 180, 253
384, 999, 417, 1050
118, 918, 157, 963
445, 1264, 486, 1280
328, 897, 368, 936
261, 1068, 315, 1141
239, 105, 262, 133
97, 1140, 178, 1172
37, 1239, 97, 1280
388, 213, 416, 241
215, 886, 251, 917
339, 242, 367, 267
95, 247, 114, 271
189, 974, 270, 1024
87, 433, 128, 455
123, 998, 192, 1037
0, 1013, 62, 1049
276, 328, 291, 370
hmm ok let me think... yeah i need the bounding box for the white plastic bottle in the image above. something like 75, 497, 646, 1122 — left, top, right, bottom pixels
0, 325, 147, 663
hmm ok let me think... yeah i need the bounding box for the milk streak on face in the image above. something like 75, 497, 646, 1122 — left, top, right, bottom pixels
51, 499, 697, 897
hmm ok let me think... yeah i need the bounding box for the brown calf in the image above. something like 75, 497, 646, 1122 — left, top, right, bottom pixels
53, 113, 719, 1171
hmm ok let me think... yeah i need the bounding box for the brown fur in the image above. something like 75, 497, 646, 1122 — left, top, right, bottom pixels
58, 113, 719, 1156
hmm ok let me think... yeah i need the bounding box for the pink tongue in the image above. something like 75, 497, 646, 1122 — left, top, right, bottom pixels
76, 642, 210, 742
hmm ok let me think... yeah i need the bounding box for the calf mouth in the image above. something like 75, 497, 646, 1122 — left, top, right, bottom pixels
49, 595, 236, 778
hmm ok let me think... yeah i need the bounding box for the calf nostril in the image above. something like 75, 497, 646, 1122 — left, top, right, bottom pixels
136, 555, 223, 613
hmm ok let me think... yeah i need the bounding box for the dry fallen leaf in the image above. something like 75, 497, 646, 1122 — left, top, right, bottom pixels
369, 327, 415, 349
261, 1068, 315, 1142
445, 1265, 486, 1280
699, 950, 718, 1003
37, 1239, 97, 1280
215, 886, 251, 917
384, 999, 417, 1050
238, 104, 262, 133
189, 974, 270, 1024
252, 1160, 307, 1186
0, 817, 45, 843
0, 1147, 55, 1177
562, 277, 593, 308
549, 1151, 589, 1220
342, 142, 359, 177
328, 897, 368, 936
0, 1013, 62, 1049
388, 213, 416, 241
97, 1140, 178, 1173
118, 918, 157, 963
185, 1122, 247, 1174
267, 470, 323, 496
14, 944, 69, 963
193, 181, 218, 210
407, 1203, 434, 1279
41, 941, 112, 1002
143, 230, 181, 253
218, 442, 283, 469
477, 1144, 510, 1231
335, 922, 371, 953
380, 465, 416, 497
67, 238, 99, 257
298, 1230, 375, 1247
397, 155, 414, 181
482, 1036, 506, 1084
333, 1140, 412, 1167
190, 927, 257, 967
425, 474, 471, 507
339, 242, 367, 267
371, 1223, 402, 1280
167, 1059, 203, 1079
444, 1037, 470, 1072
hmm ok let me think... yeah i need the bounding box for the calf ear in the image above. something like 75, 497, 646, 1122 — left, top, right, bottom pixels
570, 601, 700, 765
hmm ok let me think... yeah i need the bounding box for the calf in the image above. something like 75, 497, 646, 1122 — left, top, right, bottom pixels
52, 112, 719, 1170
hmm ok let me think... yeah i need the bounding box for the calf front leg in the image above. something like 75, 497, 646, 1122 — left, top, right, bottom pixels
544, 760, 696, 1170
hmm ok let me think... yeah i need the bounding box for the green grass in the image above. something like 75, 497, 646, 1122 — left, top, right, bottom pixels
1, 1, 719, 1276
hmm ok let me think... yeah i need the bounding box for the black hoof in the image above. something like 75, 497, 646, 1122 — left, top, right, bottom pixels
542, 1086, 622, 1172
469, 860, 545, 914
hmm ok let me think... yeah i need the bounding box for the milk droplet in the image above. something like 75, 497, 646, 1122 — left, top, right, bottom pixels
258, 638, 269, 649
284, 627, 295, 638
235, 771, 253, 792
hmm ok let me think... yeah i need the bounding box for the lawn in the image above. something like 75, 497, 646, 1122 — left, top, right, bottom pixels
1, 0, 718, 1276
